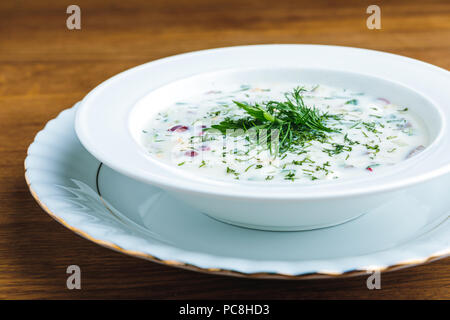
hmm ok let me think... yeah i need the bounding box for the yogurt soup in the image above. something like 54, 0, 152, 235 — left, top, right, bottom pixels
141, 84, 428, 182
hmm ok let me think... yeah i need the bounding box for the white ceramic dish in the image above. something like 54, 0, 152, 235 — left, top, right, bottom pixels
25, 105, 450, 279
75, 45, 450, 231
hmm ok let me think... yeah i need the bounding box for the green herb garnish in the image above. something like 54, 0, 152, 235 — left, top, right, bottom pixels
323, 143, 352, 156
345, 99, 358, 105
284, 171, 296, 181
210, 87, 339, 154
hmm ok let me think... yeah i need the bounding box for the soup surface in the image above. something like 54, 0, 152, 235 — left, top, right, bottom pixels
141, 83, 428, 182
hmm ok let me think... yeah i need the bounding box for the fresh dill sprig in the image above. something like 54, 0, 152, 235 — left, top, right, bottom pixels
210, 87, 340, 154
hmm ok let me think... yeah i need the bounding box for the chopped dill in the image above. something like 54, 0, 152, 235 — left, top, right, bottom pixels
284, 171, 296, 181
345, 99, 358, 105
226, 167, 240, 177
323, 143, 352, 156
245, 164, 255, 172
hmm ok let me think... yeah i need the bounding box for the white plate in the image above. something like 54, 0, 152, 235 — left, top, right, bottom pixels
25, 105, 450, 279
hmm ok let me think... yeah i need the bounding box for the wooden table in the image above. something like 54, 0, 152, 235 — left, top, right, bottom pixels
0, 0, 449, 299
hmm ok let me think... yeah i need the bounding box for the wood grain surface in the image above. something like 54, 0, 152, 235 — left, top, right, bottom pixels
0, 0, 449, 299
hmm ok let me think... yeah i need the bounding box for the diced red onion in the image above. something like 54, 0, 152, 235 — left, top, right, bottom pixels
168, 125, 189, 132
185, 151, 198, 157
377, 98, 390, 105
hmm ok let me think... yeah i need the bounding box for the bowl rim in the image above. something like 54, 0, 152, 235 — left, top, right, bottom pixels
75, 44, 450, 200
128, 66, 445, 187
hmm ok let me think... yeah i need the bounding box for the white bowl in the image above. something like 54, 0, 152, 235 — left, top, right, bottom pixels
75, 45, 450, 231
